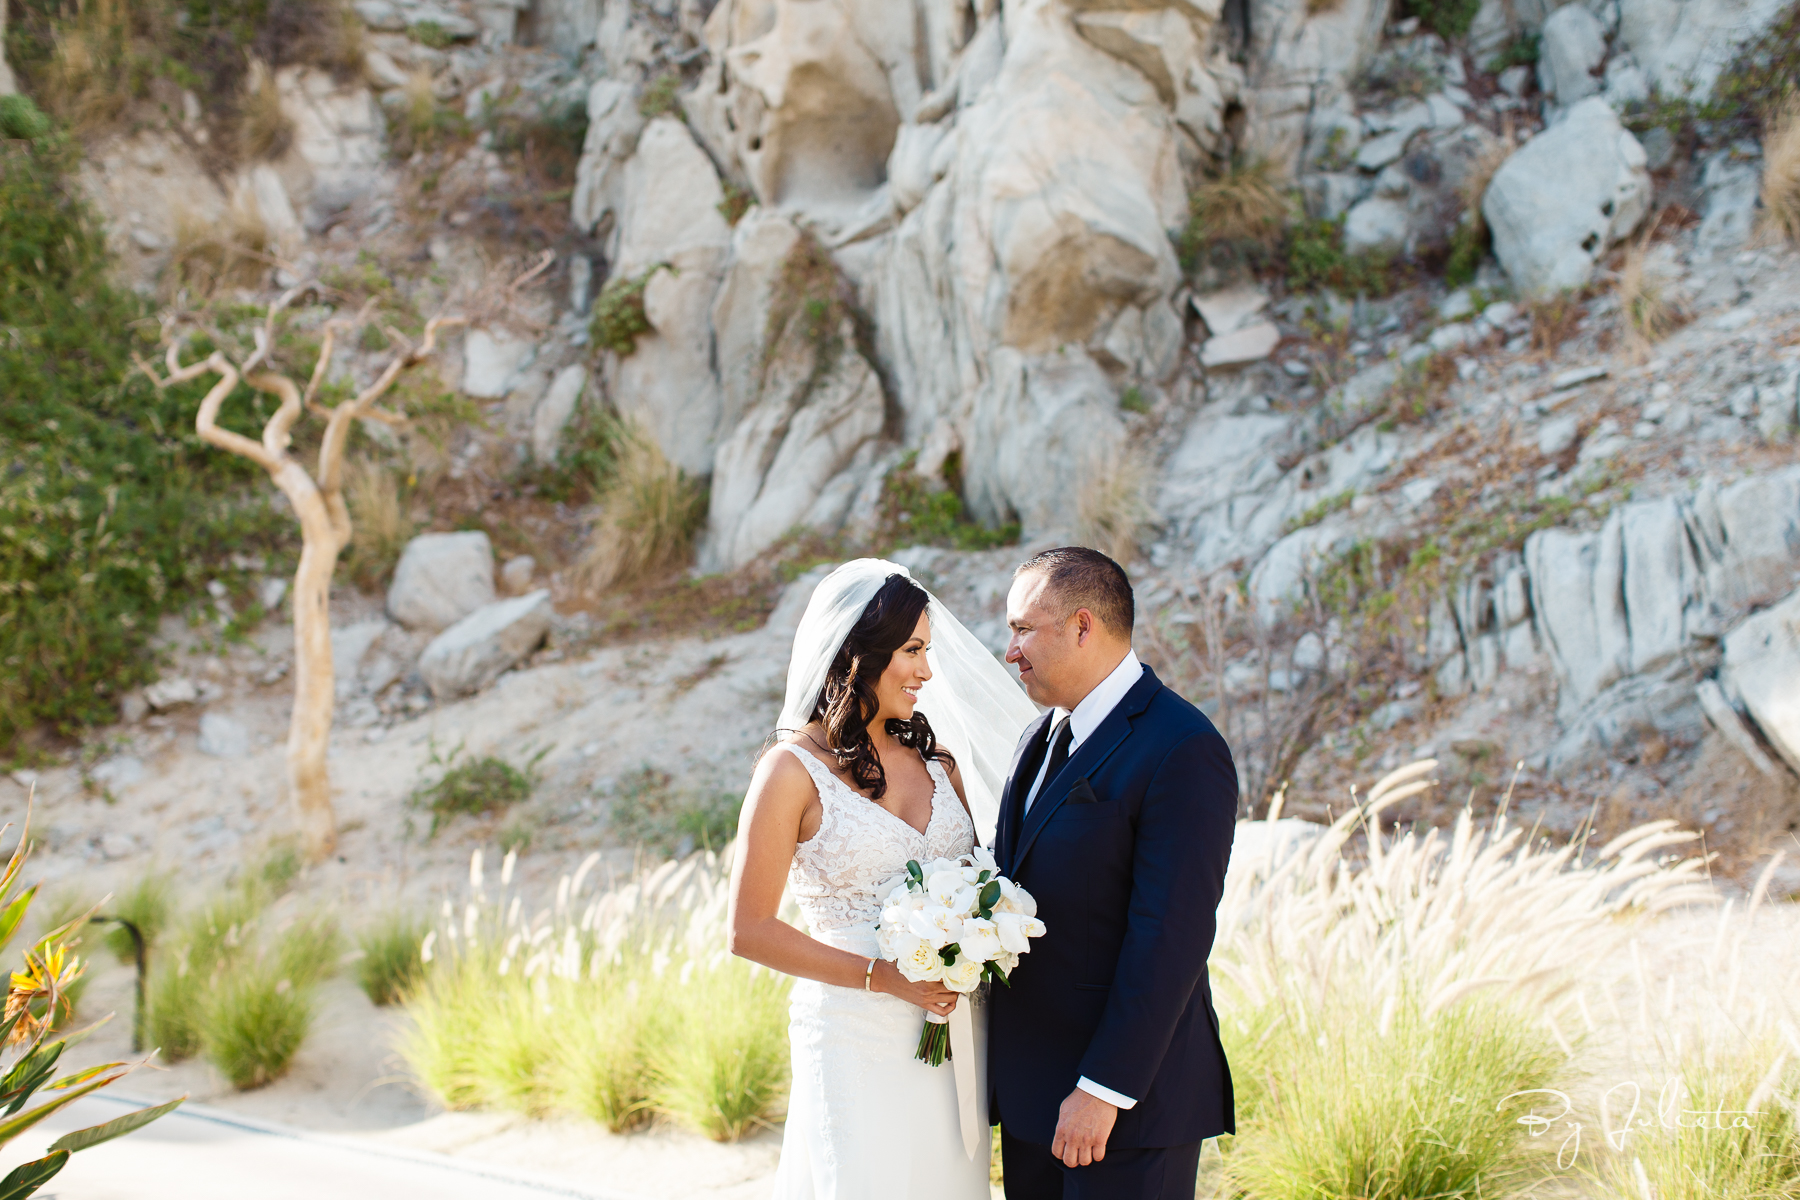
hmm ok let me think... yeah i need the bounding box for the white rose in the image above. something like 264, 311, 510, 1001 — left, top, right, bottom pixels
942, 953, 985, 992
958, 917, 1004, 962
993, 912, 1046, 954
893, 932, 946, 982
908, 905, 964, 948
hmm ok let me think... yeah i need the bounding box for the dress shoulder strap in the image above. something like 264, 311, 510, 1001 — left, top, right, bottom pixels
775, 741, 844, 803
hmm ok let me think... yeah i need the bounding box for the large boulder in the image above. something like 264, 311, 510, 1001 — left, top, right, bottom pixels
570, 80, 644, 236
387, 532, 496, 632
700, 209, 887, 570
1239, 0, 1393, 173
1721, 589, 1800, 776
273, 67, 388, 232
418, 590, 554, 699
1482, 98, 1650, 299
601, 118, 733, 476
1615, 0, 1794, 100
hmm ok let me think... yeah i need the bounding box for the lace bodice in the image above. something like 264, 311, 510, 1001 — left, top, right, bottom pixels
779, 742, 975, 942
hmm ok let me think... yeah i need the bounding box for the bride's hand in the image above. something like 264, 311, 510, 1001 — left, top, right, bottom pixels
869, 960, 959, 1016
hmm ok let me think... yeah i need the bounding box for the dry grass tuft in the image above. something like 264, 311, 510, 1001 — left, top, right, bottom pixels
1615, 235, 1690, 356
344, 458, 415, 589
166, 202, 270, 297
1760, 99, 1800, 245
240, 61, 295, 162
577, 420, 708, 593
1076, 451, 1155, 565
1187, 159, 1290, 249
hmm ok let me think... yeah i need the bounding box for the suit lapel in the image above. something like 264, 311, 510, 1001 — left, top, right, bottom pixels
997, 711, 1052, 870
1011, 668, 1163, 873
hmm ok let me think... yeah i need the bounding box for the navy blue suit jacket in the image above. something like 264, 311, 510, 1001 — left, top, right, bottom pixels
987, 664, 1237, 1149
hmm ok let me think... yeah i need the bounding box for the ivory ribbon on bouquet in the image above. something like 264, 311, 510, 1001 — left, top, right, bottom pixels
950, 990, 990, 1159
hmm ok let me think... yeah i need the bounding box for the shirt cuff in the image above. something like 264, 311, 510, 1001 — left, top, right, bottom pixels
1076, 1077, 1137, 1110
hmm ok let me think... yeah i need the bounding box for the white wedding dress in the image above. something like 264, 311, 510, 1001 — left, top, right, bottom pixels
769, 743, 992, 1200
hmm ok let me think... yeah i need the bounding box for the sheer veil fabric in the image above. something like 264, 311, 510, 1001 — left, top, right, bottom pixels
778, 559, 1040, 847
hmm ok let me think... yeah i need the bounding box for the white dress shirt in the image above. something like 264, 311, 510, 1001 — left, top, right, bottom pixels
1019, 649, 1145, 1111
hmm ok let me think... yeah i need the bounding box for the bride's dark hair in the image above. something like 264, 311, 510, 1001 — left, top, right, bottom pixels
809, 573, 953, 800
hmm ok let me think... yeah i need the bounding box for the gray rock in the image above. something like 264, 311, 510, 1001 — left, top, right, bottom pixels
419, 590, 554, 698
144, 677, 200, 710
198, 712, 251, 758
1602, 54, 1650, 107
387, 531, 496, 631
1615, 0, 1793, 100
1695, 149, 1763, 259
500, 554, 537, 595
90, 756, 146, 791
1539, 4, 1607, 106
1483, 98, 1650, 299
330, 619, 392, 698
1200, 321, 1282, 368
1720, 589, 1800, 775
1696, 678, 1784, 778
1538, 414, 1581, 457
403, 4, 478, 40
353, 0, 405, 29
1344, 196, 1411, 255
462, 328, 536, 398
119, 693, 150, 724
1497, 65, 1533, 98
531, 365, 587, 464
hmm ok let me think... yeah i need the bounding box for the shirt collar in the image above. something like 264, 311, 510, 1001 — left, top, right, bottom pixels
1055, 649, 1142, 748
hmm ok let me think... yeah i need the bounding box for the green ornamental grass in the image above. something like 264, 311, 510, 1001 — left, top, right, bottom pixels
356, 911, 429, 1006
204, 962, 314, 1090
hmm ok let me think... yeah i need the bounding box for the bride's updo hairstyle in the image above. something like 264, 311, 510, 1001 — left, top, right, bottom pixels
809, 573, 953, 800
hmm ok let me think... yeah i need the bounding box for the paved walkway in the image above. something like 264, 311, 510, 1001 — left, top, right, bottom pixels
29, 1094, 654, 1200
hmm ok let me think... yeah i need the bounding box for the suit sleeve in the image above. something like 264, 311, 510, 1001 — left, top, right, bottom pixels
1076, 728, 1237, 1102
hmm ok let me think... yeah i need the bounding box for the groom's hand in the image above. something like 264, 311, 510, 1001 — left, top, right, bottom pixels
1051, 1088, 1117, 1168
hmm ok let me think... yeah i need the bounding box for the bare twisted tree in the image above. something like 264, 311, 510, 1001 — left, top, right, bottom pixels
144, 286, 464, 860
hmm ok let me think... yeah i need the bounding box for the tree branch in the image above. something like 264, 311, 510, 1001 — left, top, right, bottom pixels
191, 355, 278, 471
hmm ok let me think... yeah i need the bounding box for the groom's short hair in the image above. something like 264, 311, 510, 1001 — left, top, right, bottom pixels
1015, 547, 1134, 635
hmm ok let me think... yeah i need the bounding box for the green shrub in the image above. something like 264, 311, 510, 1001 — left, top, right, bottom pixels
549, 979, 666, 1131
102, 869, 176, 962
638, 73, 683, 120
1486, 33, 1540, 73
1618, 1048, 1800, 1200
273, 911, 342, 985
1119, 386, 1151, 414
356, 911, 429, 1006
1285, 216, 1397, 296
1396, 0, 1481, 41
875, 452, 1019, 552
652, 958, 791, 1141
203, 961, 314, 1089
408, 19, 454, 49
591, 265, 672, 357
1223, 993, 1564, 1200
607, 766, 741, 855
409, 743, 545, 836
0, 118, 285, 752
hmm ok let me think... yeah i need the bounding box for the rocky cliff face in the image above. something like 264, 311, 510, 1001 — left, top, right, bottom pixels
16, 0, 1800, 871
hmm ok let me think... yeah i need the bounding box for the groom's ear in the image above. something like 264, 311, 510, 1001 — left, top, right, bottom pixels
1072, 607, 1097, 647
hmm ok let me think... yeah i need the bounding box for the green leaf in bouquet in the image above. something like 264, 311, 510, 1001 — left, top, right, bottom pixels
938, 944, 959, 965
47, 1096, 183, 1155
986, 962, 1011, 987
0, 1148, 69, 1199
976, 870, 991, 884
978, 880, 1001, 917
906, 860, 924, 886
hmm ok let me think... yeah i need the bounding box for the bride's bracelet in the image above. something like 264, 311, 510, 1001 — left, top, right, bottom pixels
864, 958, 877, 991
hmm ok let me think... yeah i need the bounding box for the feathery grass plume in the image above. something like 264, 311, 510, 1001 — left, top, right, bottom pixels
1760, 99, 1800, 245
1615, 234, 1689, 355
203, 961, 314, 1090
576, 420, 707, 593
400, 847, 793, 1140
1076, 451, 1154, 565
102, 869, 175, 963
356, 911, 430, 1006
1212, 761, 1715, 1199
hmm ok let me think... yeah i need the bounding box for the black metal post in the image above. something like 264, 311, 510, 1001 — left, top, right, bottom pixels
89, 916, 146, 1053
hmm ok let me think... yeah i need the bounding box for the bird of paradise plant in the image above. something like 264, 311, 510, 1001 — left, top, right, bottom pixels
0, 797, 183, 1196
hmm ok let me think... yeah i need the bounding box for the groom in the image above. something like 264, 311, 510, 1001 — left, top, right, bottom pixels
988, 547, 1237, 1199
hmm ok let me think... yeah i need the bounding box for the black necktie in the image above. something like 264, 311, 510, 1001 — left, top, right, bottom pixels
1035, 717, 1074, 810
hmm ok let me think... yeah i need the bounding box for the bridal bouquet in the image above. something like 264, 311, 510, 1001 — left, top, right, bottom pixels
876, 847, 1046, 1065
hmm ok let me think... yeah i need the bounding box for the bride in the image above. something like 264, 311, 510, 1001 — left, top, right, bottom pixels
727, 560, 1038, 1199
